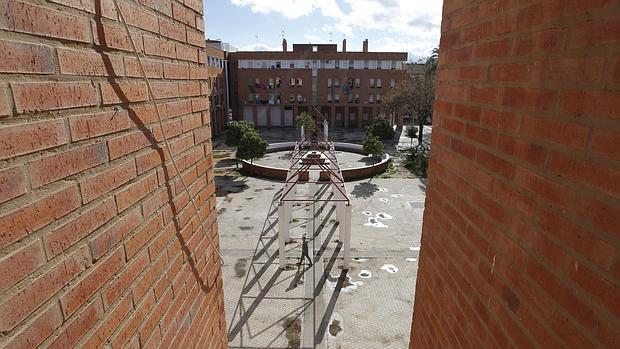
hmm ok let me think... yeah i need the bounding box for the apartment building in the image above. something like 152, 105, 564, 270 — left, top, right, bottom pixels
228, 39, 408, 128
205, 39, 233, 136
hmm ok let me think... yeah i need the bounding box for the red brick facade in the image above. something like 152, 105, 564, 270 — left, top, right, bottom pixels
410, 1, 620, 348
229, 42, 408, 128
0, 0, 226, 348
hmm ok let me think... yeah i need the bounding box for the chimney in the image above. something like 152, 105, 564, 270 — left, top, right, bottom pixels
342, 39, 347, 52
282, 38, 287, 52
363, 39, 369, 52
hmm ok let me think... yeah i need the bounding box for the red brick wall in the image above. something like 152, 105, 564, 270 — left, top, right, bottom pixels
0, 0, 227, 348
411, 1, 619, 348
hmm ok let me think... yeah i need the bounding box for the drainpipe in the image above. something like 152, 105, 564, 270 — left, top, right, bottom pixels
224, 58, 231, 124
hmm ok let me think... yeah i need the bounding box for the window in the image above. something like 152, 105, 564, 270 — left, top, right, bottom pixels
390, 79, 396, 88
369, 94, 374, 103
248, 93, 254, 101
377, 60, 382, 69
376, 94, 381, 103
290, 62, 295, 68
289, 78, 295, 86
334, 78, 340, 87
248, 61, 253, 68
269, 78, 274, 88
276, 61, 281, 68
255, 78, 260, 85
275, 77, 281, 88
327, 78, 332, 87
364, 60, 369, 69
269, 93, 275, 104
355, 78, 361, 88
313, 45, 318, 52
348, 94, 353, 103
391, 61, 397, 69
334, 94, 340, 103
297, 78, 303, 86
377, 78, 382, 88
305, 61, 310, 69
297, 94, 303, 102
255, 93, 260, 101
349, 60, 354, 69
370, 78, 375, 88
335, 60, 340, 69
355, 94, 360, 103
327, 93, 332, 102
289, 94, 295, 102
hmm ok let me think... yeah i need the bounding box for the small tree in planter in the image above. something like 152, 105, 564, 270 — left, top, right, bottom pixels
236, 130, 268, 164
363, 133, 385, 159
295, 112, 316, 138
366, 116, 394, 141
405, 124, 418, 148
225, 120, 256, 147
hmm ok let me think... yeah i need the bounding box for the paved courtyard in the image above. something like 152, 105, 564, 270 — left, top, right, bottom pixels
217, 175, 426, 348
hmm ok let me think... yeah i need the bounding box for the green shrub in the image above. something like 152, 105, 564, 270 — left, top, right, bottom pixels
366, 116, 394, 141
404, 147, 429, 178
225, 120, 256, 147
363, 133, 385, 158
236, 130, 268, 163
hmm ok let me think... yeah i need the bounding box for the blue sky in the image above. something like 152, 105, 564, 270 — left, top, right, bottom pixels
204, 0, 443, 61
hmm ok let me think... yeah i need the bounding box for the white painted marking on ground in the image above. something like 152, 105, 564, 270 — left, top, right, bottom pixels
358, 270, 372, 279
364, 217, 388, 228
379, 198, 389, 203
376, 213, 393, 220
362, 211, 373, 216
380, 264, 399, 274
391, 194, 404, 198
409, 246, 420, 251
326, 274, 363, 293
405, 258, 418, 262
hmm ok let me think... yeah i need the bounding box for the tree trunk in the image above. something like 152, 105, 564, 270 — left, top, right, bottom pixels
418, 116, 424, 146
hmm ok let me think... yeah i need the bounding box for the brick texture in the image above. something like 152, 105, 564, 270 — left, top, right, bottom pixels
410, 1, 620, 349
0, 0, 226, 348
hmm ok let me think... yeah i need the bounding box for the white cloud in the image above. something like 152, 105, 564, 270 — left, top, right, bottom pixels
238, 42, 282, 51
229, 0, 443, 58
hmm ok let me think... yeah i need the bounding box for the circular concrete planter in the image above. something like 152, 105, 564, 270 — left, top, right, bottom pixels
240, 142, 390, 181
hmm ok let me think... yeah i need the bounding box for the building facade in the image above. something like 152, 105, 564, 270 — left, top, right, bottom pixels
229, 40, 408, 128
205, 40, 232, 137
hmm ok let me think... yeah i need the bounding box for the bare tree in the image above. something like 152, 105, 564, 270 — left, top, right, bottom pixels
384, 48, 438, 150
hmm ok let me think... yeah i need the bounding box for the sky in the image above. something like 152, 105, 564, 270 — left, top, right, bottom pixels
204, 0, 444, 62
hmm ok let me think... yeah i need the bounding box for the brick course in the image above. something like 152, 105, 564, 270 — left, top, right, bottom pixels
0, 0, 226, 348
410, 1, 620, 348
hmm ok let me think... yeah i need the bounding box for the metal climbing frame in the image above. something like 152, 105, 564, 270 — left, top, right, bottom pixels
277, 109, 352, 270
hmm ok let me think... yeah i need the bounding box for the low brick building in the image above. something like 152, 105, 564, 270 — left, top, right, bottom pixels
205, 39, 232, 137
0, 0, 226, 347
229, 39, 408, 128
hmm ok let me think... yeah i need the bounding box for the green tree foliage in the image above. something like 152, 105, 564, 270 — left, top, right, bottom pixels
236, 130, 268, 163
405, 124, 418, 147
363, 133, 385, 158
404, 148, 429, 178
225, 120, 256, 147
366, 116, 394, 141
295, 112, 316, 134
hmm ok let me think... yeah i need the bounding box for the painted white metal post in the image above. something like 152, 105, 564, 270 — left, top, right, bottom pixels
278, 204, 288, 269
324, 120, 329, 140
301, 125, 305, 141
343, 204, 352, 270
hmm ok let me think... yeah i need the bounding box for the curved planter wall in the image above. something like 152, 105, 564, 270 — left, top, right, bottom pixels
240, 142, 390, 181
